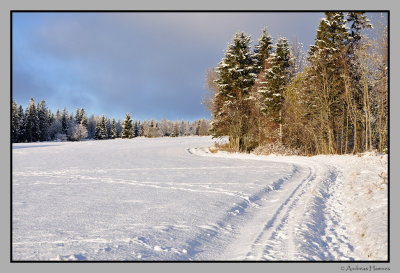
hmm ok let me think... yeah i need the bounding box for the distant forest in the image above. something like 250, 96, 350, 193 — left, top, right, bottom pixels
11, 97, 210, 143
205, 12, 388, 155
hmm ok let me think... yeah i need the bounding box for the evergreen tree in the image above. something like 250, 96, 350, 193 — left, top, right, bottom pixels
80, 113, 88, 129
25, 97, 40, 142
61, 107, 68, 135
75, 108, 82, 125
134, 121, 139, 137
56, 109, 61, 120
307, 12, 349, 153
121, 113, 133, 139
17, 105, 26, 142
253, 27, 274, 74
106, 117, 112, 138
37, 100, 49, 141
95, 115, 108, 139
116, 118, 123, 137
211, 32, 257, 151
111, 118, 117, 139
12, 100, 21, 143
87, 114, 96, 139
347, 12, 373, 44
260, 37, 291, 141
79, 108, 87, 129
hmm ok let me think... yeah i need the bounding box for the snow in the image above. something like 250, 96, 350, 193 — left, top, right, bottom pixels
12, 137, 387, 261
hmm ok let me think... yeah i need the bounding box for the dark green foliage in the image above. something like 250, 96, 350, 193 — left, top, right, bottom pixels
261, 37, 291, 122
253, 27, 274, 74
111, 118, 117, 139
121, 113, 133, 139
95, 115, 108, 140
211, 32, 257, 151
25, 97, 40, 142
37, 100, 49, 141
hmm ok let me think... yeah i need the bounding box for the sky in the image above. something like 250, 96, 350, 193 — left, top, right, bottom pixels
11, 12, 385, 121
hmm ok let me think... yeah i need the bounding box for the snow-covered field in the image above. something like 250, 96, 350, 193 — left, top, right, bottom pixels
12, 136, 388, 261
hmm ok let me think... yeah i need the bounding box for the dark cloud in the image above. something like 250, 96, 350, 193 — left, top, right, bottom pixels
12, 12, 324, 120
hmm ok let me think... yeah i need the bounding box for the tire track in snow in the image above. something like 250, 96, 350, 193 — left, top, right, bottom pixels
189, 147, 355, 260
245, 162, 354, 261
244, 164, 316, 260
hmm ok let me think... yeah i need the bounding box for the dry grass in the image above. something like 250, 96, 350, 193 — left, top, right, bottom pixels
209, 143, 236, 153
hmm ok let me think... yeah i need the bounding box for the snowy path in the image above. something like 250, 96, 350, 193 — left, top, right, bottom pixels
190, 148, 354, 260
12, 137, 387, 261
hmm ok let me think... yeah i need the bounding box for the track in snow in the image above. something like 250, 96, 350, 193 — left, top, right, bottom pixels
189, 147, 355, 261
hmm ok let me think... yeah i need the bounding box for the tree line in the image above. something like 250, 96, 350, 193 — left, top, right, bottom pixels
12, 97, 210, 143
206, 12, 388, 155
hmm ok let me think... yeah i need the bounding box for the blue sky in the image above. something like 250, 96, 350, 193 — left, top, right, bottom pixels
11, 12, 384, 121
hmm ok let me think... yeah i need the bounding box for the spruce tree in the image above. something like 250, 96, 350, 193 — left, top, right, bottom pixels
347, 12, 372, 44
260, 37, 291, 141
100, 115, 107, 139
307, 12, 349, 153
25, 97, 40, 142
134, 121, 139, 137
111, 118, 117, 139
80, 113, 88, 129
79, 108, 87, 129
253, 27, 274, 74
12, 100, 20, 143
37, 100, 49, 141
87, 114, 96, 139
61, 107, 68, 135
211, 32, 257, 151
121, 113, 133, 139
95, 115, 108, 140
117, 119, 123, 137
106, 117, 112, 138
75, 108, 82, 124
17, 105, 26, 142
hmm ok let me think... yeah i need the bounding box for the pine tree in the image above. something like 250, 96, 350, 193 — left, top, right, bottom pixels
56, 109, 61, 120
106, 117, 112, 138
87, 114, 96, 139
25, 97, 40, 142
121, 113, 133, 139
347, 12, 373, 44
79, 108, 87, 129
211, 32, 257, 151
17, 105, 26, 142
101, 115, 108, 139
111, 118, 117, 139
117, 118, 123, 137
75, 108, 82, 125
12, 100, 20, 142
260, 37, 291, 142
95, 115, 108, 140
37, 100, 49, 141
61, 107, 68, 136
134, 121, 139, 137
253, 27, 274, 74
307, 12, 349, 154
